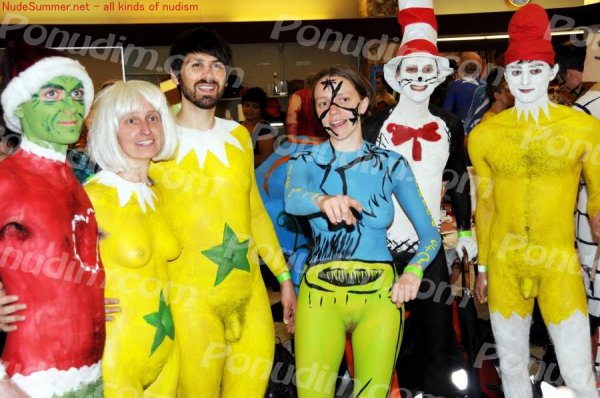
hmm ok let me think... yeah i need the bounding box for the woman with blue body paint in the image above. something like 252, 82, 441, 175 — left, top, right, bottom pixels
285, 65, 441, 398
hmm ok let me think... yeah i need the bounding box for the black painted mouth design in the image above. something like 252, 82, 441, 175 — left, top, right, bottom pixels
318, 268, 383, 286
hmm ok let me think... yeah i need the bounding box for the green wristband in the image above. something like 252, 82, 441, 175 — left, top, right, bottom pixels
403, 265, 424, 279
277, 271, 292, 283
477, 265, 487, 273
457, 230, 472, 238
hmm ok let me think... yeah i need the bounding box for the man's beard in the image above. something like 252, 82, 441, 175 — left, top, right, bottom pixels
181, 79, 224, 110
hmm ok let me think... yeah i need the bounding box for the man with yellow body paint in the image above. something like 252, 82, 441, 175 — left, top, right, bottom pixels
469, 5, 600, 398
150, 28, 296, 397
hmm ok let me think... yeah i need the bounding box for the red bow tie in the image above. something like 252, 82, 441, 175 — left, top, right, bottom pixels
386, 121, 440, 161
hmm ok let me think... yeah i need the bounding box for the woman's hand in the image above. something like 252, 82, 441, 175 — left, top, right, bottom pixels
104, 298, 121, 322
0, 281, 26, 332
391, 272, 421, 308
316, 195, 363, 225
280, 280, 296, 334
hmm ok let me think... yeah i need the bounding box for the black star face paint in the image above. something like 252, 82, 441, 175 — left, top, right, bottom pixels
314, 77, 362, 139
396, 56, 441, 103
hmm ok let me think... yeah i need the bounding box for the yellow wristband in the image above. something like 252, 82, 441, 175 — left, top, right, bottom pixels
277, 271, 292, 283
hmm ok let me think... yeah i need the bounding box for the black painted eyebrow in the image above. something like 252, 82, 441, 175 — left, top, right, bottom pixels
39, 81, 84, 90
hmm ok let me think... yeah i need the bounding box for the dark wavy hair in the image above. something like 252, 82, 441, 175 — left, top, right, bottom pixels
169, 27, 232, 77
242, 87, 268, 111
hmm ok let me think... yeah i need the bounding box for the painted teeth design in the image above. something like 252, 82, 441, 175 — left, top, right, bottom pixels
318, 268, 383, 286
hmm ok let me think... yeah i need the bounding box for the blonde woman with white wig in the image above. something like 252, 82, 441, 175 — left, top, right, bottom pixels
85, 80, 182, 397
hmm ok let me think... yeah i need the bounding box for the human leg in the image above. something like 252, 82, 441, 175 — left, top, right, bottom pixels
394, 249, 466, 394
352, 294, 402, 398
488, 262, 535, 398
490, 312, 533, 398
220, 276, 275, 398
539, 270, 597, 397
174, 300, 224, 398
295, 277, 347, 398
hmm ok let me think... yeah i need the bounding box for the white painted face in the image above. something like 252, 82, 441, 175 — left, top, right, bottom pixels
396, 56, 440, 103
504, 61, 558, 104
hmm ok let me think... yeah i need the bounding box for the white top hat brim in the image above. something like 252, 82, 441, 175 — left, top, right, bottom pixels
384, 52, 453, 93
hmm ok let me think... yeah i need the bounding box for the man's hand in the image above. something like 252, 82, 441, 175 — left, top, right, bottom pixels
280, 280, 296, 334
475, 272, 488, 303
0, 282, 26, 332
391, 272, 421, 308
317, 195, 363, 226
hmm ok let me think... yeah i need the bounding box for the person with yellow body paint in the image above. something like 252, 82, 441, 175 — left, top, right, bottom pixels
150, 28, 296, 397
469, 5, 600, 398
85, 80, 181, 397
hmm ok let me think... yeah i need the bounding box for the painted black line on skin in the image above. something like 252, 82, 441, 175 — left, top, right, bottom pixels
318, 78, 361, 136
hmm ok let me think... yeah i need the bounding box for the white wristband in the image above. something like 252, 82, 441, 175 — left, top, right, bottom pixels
478, 265, 487, 273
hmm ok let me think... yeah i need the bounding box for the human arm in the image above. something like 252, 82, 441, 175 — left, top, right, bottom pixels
467, 125, 494, 282
437, 106, 477, 260
390, 157, 442, 306
475, 265, 488, 303
284, 153, 362, 223
285, 94, 302, 136
582, 117, 600, 242
246, 131, 296, 331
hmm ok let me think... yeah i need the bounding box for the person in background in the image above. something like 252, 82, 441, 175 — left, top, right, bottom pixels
485, 50, 505, 77
150, 27, 296, 398
443, 52, 485, 127
240, 87, 276, 167
375, 73, 396, 111
85, 80, 181, 397
555, 44, 593, 106
255, 134, 325, 293
0, 129, 18, 162
430, 57, 457, 107
480, 67, 514, 123
286, 73, 328, 138
557, 43, 600, 374
286, 64, 440, 398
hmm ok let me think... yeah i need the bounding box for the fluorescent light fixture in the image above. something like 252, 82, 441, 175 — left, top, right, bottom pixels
437, 29, 586, 42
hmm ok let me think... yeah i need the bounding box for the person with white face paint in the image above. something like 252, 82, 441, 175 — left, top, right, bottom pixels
362, 0, 475, 395
469, 4, 600, 398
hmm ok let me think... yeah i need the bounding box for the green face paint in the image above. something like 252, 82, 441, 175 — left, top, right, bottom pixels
17, 76, 85, 153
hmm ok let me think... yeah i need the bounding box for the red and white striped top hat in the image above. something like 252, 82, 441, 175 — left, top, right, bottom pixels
384, 0, 453, 93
